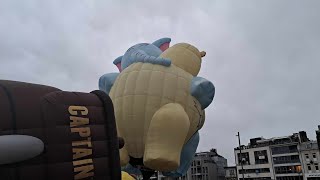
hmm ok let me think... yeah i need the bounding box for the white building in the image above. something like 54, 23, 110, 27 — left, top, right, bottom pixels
299, 131, 320, 180
235, 142, 275, 180
269, 135, 303, 180
234, 131, 310, 180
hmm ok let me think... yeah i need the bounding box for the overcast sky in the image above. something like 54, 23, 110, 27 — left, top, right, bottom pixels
1, 0, 320, 165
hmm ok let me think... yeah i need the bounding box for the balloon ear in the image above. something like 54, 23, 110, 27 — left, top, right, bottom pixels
152, 37, 171, 52
113, 55, 123, 72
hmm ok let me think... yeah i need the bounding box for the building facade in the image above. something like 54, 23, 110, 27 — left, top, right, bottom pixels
179, 150, 227, 180
208, 149, 228, 180
299, 140, 320, 180
234, 131, 310, 180
225, 166, 238, 180
181, 153, 218, 180
146, 149, 227, 180
269, 134, 303, 180
235, 144, 275, 180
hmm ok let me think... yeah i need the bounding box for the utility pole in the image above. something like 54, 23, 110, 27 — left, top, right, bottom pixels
236, 132, 245, 180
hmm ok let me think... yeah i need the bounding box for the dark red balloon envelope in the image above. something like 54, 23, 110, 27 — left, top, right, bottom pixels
0, 80, 121, 180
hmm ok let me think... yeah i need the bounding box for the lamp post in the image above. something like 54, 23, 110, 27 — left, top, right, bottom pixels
236, 132, 245, 180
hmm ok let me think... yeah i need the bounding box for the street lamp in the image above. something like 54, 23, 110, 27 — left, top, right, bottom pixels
236, 132, 245, 180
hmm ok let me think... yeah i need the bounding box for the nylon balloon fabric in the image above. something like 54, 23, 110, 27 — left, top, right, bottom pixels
99, 39, 215, 177
0, 80, 121, 180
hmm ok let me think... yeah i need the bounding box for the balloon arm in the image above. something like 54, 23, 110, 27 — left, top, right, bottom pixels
113, 55, 123, 65
129, 50, 171, 67
99, 73, 119, 94
152, 38, 171, 47
190, 76, 215, 109
113, 56, 124, 72
152, 37, 171, 52
0, 135, 44, 165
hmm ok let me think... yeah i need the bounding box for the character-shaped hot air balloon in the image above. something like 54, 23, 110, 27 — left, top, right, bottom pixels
99, 38, 215, 179
0, 80, 123, 180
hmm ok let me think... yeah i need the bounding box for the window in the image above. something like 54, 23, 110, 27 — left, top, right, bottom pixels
307, 164, 311, 171
239, 168, 270, 174
230, 170, 235, 175
237, 152, 250, 165
275, 166, 302, 174
254, 150, 269, 164
306, 144, 312, 149
204, 160, 214, 163
197, 167, 201, 173
276, 177, 302, 180
305, 154, 309, 159
313, 153, 317, 159
296, 165, 302, 173
288, 145, 298, 152
315, 163, 319, 171
273, 155, 300, 164
271, 145, 298, 155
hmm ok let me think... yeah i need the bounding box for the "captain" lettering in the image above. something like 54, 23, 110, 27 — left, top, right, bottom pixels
68, 106, 94, 180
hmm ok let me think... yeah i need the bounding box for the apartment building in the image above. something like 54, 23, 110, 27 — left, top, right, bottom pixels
235, 142, 275, 180
234, 131, 310, 180
148, 155, 218, 180
183, 153, 217, 180
269, 134, 304, 180
299, 141, 320, 180
179, 150, 227, 180
207, 149, 228, 180
295, 126, 320, 180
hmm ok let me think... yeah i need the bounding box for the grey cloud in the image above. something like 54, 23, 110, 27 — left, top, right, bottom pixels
1, 0, 320, 165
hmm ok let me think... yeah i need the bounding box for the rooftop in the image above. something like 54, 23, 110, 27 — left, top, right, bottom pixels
196, 149, 225, 158
234, 131, 310, 150
300, 140, 319, 151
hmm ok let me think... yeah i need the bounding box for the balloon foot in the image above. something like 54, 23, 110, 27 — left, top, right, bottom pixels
128, 156, 156, 180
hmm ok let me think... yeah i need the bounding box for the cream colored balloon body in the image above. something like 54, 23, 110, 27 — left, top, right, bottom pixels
109, 43, 206, 171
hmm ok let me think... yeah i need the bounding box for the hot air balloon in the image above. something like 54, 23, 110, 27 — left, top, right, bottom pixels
0, 80, 123, 180
121, 171, 136, 180
99, 38, 215, 179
